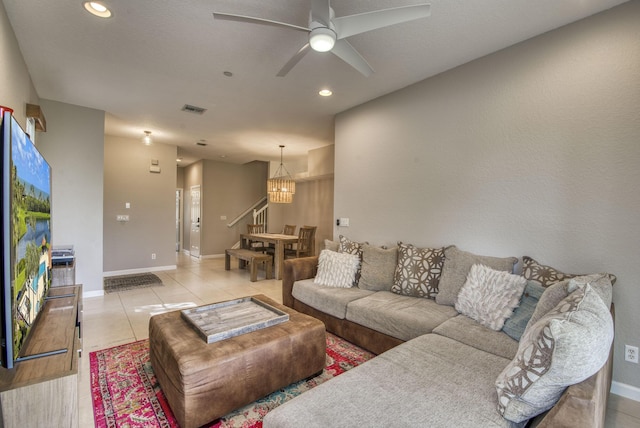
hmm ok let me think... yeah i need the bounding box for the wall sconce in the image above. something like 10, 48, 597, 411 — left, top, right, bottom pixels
142, 131, 152, 145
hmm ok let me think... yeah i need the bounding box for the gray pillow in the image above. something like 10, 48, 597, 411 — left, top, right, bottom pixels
496, 281, 614, 423
436, 246, 518, 306
358, 244, 397, 292
502, 280, 545, 341
324, 239, 339, 252
525, 274, 613, 334
524, 280, 570, 331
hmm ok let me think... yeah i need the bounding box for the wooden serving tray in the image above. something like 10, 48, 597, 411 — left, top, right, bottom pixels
181, 296, 289, 343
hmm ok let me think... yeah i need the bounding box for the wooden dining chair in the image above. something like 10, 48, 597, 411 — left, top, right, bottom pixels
267, 224, 298, 254
285, 226, 316, 259
246, 223, 266, 252
282, 224, 297, 250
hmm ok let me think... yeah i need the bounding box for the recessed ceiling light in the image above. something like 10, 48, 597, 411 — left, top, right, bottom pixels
319, 89, 333, 97
83, 2, 112, 18
223, 71, 233, 77
176, 158, 183, 162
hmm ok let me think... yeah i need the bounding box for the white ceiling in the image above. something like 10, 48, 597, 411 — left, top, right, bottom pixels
3, 0, 628, 165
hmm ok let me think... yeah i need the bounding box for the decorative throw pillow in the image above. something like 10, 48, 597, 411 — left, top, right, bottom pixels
455, 264, 527, 331
338, 235, 366, 286
525, 274, 613, 334
391, 243, 444, 299
502, 280, 545, 341
323, 239, 339, 252
314, 249, 360, 288
436, 246, 518, 306
522, 256, 617, 287
359, 244, 398, 292
495, 282, 614, 423
524, 280, 570, 331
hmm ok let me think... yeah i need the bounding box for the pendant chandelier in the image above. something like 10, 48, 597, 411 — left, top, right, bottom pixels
267, 145, 296, 204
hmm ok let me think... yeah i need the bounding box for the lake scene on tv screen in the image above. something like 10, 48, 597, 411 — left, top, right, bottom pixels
10, 117, 51, 359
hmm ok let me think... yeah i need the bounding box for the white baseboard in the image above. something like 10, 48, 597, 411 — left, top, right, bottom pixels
83, 290, 104, 299
611, 381, 640, 401
103, 265, 177, 277
200, 254, 225, 259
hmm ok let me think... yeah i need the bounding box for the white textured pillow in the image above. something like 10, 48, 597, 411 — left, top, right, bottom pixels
314, 249, 360, 288
455, 264, 527, 331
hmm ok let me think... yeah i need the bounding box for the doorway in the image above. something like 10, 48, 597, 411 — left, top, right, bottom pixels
175, 188, 183, 252
189, 185, 201, 257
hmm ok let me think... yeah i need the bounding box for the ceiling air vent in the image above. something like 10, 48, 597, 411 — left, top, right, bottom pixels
196, 140, 207, 147
181, 104, 207, 115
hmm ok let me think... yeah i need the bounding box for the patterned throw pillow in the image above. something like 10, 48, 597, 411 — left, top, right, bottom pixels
359, 244, 398, 292
455, 264, 527, 331
314, 250, 360, 288
436, 246, 518, 306
495, 281, 614, 423
502, 280, 545, 341
338, 235, 366, 286
522, 256, 617, 287
391, 243, 444, 299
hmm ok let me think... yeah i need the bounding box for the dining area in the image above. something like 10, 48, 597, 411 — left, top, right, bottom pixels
238, 224, 317, 280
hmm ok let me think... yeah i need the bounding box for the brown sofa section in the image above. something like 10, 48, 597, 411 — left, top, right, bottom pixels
282, 256, 614, 428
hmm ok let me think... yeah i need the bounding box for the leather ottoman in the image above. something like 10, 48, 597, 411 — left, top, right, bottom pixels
148, 294, 326, 428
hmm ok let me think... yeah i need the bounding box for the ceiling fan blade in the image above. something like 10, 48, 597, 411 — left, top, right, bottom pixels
310, 0, 331, 26
213, 12, 310, 33
330, 39, 374, 77
333, 4, 431, 39
276, 43, 311, 77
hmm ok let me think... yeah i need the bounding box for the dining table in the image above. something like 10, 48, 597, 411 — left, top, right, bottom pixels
240, 233, 299, 280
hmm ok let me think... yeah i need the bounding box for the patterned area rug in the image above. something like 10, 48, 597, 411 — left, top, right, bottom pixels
103, 273, 163, 294
90, 332, 374, 428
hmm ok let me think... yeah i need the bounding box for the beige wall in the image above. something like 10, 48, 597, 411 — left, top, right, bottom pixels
268, 177, 334, 256
335, 2, 640, 394
269, 145, 335, 255
181, 160, 268, 256
201, 160, 268, 255
0, 2, 39, 127
103, 136, 177, 272
3, 2, 104, 295
38, 100, 105, 294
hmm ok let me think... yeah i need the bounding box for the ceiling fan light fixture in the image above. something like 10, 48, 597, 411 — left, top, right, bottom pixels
309, 27, 336, 52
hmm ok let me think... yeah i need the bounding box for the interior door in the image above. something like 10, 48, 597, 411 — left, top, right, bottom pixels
189, 185, 201, 257
175, 188, 183, 252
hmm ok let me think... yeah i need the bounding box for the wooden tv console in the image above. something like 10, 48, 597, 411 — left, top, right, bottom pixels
0, 285, 82, 428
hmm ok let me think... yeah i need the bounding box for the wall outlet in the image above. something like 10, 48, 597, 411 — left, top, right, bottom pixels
625, 344, 639, 363
151, 253, 156, 260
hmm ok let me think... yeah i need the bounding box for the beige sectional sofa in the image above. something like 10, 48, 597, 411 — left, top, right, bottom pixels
263, 240, 615, 428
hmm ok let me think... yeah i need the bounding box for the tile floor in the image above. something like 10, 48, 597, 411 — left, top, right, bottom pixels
78, 253, 640, 427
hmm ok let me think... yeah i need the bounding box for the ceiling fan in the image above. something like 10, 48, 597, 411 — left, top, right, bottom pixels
213, 0, 431, 77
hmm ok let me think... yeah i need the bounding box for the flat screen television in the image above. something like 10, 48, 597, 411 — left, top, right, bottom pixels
1, 111, 52, 369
